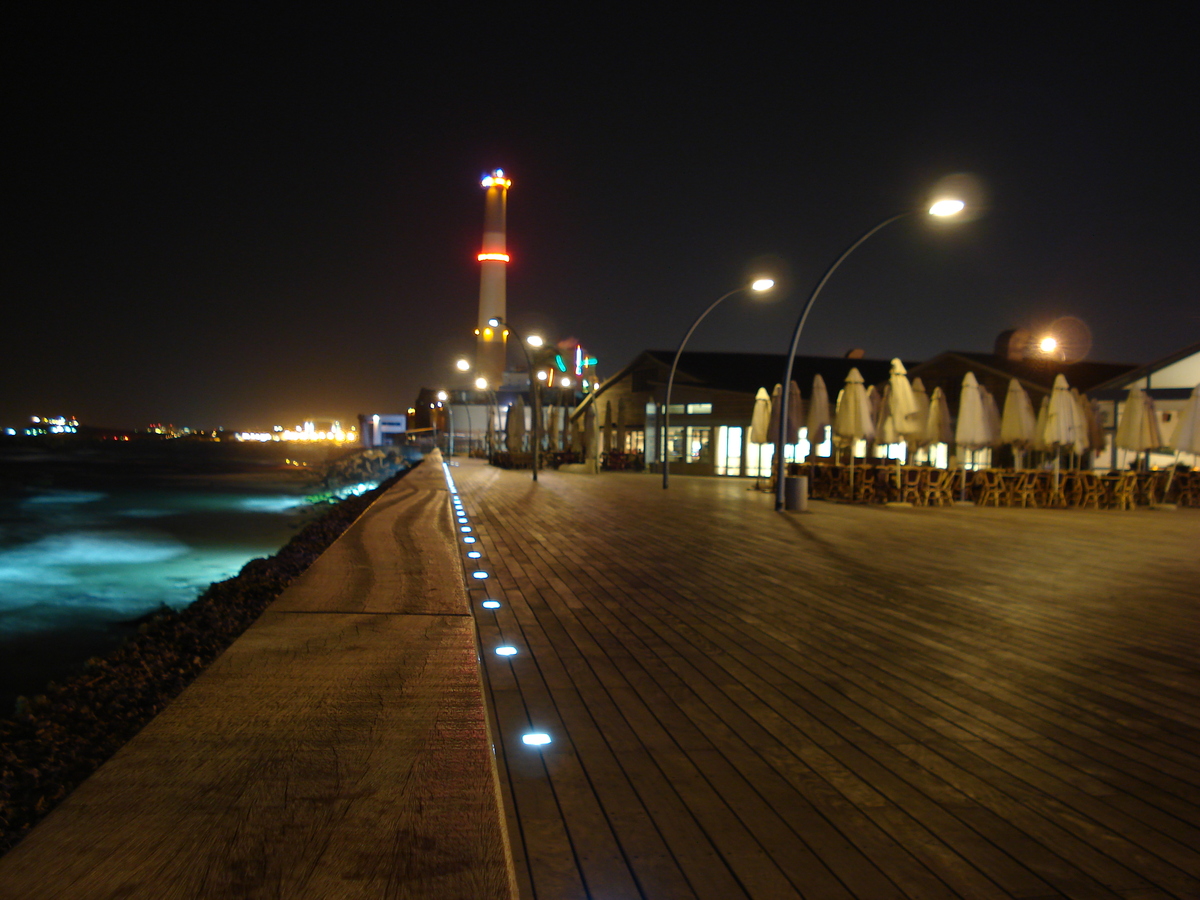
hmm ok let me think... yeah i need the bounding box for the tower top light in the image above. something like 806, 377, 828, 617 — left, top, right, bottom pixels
481, 169, 511, 189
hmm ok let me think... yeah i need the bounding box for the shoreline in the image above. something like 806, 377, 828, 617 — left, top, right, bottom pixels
0, 460, 417, 855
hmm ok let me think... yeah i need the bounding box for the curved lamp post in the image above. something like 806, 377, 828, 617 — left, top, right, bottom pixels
773, 198, 965, 511
662, 278, 775, 489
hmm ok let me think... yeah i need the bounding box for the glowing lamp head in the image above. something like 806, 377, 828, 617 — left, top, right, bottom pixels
527, 334, 544, 348
537, 370, 548, 381
929, 198, 966, 217
751, 278, 775, 292
475, 377, 489, 390
456, 358, 471, 372
1039, 336, 1058, 354
488, 318, 500, 327
480, 169, 511, 189
437, 390, 447, 401
561, 377, 572, 388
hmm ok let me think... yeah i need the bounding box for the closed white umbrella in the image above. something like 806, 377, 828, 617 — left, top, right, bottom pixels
1042, 374, 1079, 493
955, 372, 990, 450
1031, 395, 1049, 452
766, 383, 783, 449
955, 372, 990, 499
979, 385, 1002, 448
1115, 387, 1163, 470
926, 386, 953, 447
1170, 385, 1200, 454
1166, 384, 1200, 492
806, 374, 831, 460
750, 387, 771, 445
876, 385, 900, 446
834, 367, 875, 497
909, 377, 931, 462
1000, 378, 1038, 468
887, 359, 922, 439
786, 380, 803, 446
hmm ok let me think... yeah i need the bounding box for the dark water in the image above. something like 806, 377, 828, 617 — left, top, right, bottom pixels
0, 481, 329, 710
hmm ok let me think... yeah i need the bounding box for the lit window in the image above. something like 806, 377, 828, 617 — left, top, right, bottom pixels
686, 403, 713, 414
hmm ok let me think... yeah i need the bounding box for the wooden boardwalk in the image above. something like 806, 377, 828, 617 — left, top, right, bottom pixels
450, 460, 1200, 900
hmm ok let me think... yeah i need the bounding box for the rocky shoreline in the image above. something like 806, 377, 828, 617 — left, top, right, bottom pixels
0, 461, 416, 856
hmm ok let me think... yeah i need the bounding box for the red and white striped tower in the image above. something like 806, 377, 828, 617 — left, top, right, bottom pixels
475, 169, 510, 385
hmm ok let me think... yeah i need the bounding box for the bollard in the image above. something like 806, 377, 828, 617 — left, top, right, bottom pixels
784, 475, 808, 512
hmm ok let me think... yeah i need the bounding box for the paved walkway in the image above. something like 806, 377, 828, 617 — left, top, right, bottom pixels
451, 460, 1200, 900
0, 453, 516, 899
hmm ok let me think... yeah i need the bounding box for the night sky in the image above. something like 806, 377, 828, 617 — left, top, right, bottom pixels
5, 8, 1196, 431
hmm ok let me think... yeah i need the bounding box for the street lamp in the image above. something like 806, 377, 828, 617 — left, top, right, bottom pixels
662, 278, 775, 489
436, 391, 453, 455
773, 197, 966, 511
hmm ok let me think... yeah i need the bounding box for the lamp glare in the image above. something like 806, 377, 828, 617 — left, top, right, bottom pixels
751, 278, 774, 292
929, 199, 965, 217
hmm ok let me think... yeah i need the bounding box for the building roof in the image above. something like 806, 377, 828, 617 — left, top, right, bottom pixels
638, 350, 896, 396
1087, 340, 1200, 396
907, 351, 1136, 402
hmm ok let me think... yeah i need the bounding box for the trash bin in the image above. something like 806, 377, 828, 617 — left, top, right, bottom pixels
784, 475, 808, 512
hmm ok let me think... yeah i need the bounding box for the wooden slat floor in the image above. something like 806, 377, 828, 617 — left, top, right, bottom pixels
448, 459, 1200, 900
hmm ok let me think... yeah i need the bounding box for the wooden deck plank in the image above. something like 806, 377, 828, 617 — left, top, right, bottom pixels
451, 462, 1200, 899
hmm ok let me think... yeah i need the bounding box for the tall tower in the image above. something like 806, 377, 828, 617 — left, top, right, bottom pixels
476, 169, 510, 386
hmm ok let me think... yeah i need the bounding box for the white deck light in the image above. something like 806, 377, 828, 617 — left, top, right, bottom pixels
495, 646, 517, 656
482, 600, 501, 609
522, 733, 551, 746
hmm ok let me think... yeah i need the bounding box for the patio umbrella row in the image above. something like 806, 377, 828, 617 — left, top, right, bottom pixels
756, 367, 1188, 470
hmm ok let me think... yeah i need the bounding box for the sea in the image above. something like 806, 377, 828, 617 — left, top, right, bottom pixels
0, 444, 361, 712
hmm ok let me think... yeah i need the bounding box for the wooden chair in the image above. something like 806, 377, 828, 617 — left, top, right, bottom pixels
1076, 472, 1103, 509
974, 469, 1005, 507
926, 469, 954, 506
1178, 471, 1199, 507
1010, 470, 1039, 508
1111, 472, 1138, 510
900, 466, 926, 506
